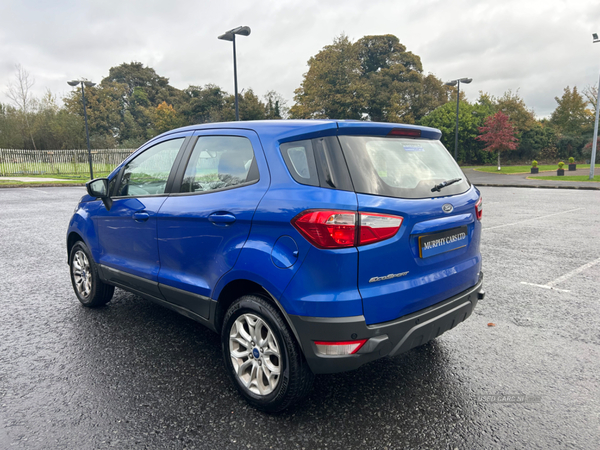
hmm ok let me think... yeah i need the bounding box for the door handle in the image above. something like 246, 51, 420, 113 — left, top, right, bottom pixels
208, 213, 236, 224
133, 212, 150, 222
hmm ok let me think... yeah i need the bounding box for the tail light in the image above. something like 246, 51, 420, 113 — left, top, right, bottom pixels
291, 210, 356, 249
314, 339, 368, 355
359, 213, 404, 245
292, 210, 403, 249
475, 197, 483, 220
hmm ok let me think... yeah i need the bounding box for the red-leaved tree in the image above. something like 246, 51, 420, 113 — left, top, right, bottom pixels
476, 111, 519, 169
584, 136, 600, 163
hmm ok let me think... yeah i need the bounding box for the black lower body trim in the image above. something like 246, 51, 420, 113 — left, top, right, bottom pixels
98, 264, 217, 332
289, 274, 484, 374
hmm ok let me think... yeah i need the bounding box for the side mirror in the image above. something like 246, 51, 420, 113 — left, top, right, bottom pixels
86, 178, 112, 210
86, 178, 108, 198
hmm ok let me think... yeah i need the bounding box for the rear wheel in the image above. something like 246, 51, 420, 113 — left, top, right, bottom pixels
69, 241, 114, 307
221, 295, 314, 412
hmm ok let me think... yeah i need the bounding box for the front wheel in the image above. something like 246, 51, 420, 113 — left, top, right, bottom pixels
221, 295, 314, 412
69, 241, 114, 307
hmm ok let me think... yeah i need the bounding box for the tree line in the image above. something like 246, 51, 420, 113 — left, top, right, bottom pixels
1, 34, 598, 164
0, 63, 288, 151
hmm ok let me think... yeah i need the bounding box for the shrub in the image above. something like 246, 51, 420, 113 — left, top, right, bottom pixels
568, 156, 575, 163
558, 161, 565, 169
532, 160, 538, 167
539, 145, 558, 160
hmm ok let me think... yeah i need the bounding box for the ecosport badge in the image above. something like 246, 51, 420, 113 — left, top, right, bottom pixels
369, 271, 409, 283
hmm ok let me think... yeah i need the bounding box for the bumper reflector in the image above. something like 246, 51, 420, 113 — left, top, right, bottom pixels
314, 339, 368, 355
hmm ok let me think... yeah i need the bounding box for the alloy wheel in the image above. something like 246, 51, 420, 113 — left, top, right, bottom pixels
229, 313, 281, 396
72, 250, 92, 298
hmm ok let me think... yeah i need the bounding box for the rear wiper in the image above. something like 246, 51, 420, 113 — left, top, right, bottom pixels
431, 178, 462, 192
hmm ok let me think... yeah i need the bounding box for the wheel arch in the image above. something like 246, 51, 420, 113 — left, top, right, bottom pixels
215, 279, 303, 351
67, 231, 85, 264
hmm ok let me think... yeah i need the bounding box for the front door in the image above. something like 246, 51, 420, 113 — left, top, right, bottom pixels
95, 135, 188, 296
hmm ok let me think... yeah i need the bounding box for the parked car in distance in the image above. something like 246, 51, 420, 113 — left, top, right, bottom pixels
67, 120, 484, 412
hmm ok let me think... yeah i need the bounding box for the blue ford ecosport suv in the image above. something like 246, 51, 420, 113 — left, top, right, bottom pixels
67, 120, 484, 412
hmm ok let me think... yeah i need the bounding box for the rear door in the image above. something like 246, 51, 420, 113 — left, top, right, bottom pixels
156, 129, 269, 318
338, 134, 482, 325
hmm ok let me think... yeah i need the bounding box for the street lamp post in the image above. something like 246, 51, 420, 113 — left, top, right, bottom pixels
68, 80, 96, 179
218, 26, 251, 121
444, 77, 473, 161
590, 33, 600, 180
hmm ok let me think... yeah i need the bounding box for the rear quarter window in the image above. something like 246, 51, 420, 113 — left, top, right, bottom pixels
280, 140, 319, 186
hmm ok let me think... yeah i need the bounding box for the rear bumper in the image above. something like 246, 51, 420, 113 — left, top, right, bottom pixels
289, 273, 484, 374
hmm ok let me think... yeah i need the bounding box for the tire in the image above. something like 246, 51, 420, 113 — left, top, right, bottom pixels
69, 241, 114, 307
221, 295, 314, 412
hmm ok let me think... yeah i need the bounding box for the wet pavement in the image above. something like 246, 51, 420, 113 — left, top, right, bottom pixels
1, 186, 599, 449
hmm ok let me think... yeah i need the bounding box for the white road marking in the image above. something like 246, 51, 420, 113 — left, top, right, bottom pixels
547, 257, 600, 286
520, 282, 570, 293
483, 208, 583, 231
521, 256, 600, 293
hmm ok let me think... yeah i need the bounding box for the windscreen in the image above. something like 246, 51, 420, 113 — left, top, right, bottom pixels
338, 136, 470, 199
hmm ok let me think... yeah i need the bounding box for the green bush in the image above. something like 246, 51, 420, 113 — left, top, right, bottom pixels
568, 156, 575, 163
532, 160, 538, 167
558, 161, 565, 169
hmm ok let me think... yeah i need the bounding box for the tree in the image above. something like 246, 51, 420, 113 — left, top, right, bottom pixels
33, 90, 87, 149
0, 103, 25, 148
291, 34, 448, 123
495, 90, 536, 136
64, 81, 126, 148
6, 64, 37, 149
291, 34, 365, 119
582, 85, 600, 161
235, 89, 265, 121
182, 84, 228, 124
102, 62, 181, 107
264, 90, 288, 119
583, 136, 600, 163
519, 122, 558, 161
421, 99, 493, 164
550, 86, 593, 136
408, 74, 451, 123
548, 86, 594, 159
99, 62, 185, 144
356, 34, 424, 122
476, 111, 519, 169
153, 101, 184, 134
582, 85, 598, 117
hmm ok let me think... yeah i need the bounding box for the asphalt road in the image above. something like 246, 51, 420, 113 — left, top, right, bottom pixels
1, 186, 599, 449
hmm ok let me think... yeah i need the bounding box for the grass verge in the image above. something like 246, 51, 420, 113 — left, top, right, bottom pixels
8, 173, 111, 180
474, 164, 590, 174
530, 175, 600, 182
470, 164, 591, 174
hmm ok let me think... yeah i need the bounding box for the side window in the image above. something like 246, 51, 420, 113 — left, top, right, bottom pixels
280, 140, 319, 186
117, 138, 184, 197
180, 136, 259, 193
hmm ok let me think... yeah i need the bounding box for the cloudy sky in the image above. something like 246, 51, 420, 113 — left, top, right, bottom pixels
1, 0, 599, 118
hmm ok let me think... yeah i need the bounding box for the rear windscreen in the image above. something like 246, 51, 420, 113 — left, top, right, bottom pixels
338, 136, 470, 199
